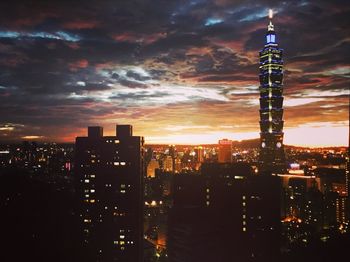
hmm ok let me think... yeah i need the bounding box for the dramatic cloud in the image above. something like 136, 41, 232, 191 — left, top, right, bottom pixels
0, 0, 348, 146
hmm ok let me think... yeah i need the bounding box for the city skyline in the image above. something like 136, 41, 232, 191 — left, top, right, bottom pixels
0, 1, 349, 147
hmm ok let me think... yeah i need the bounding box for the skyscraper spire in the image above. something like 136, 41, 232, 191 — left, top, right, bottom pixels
269, 8, 273, 19
268, 9, 274, 31
268, 21, 274, 32
258, 9, 286, 174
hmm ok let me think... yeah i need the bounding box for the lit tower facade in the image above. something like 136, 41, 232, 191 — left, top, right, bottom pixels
258, 10, 286, 174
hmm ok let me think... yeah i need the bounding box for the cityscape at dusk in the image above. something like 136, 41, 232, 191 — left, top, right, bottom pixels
0, 1, 349, 262
0, 0, 348, 146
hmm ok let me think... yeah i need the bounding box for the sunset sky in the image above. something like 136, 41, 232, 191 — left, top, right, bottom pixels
0, 0, 349, 147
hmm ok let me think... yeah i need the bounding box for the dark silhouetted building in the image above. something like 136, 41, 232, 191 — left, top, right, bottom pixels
167, 163, 281, 262
258, 14, 286, 174
75, 125, 144, 262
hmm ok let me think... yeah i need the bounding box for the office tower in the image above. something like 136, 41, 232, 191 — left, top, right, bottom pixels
75, 125, 144, 262
22, 141, 38, 164
258, 11, 286, 174
169, 145, 176, 173
174, 157, 182, 173
147, 159, 159, 178
154, 169, 173, 197
194, 146, 204, 163
163, 155, 174, 172
167, 163, 281, 262
218, 139, 232, 163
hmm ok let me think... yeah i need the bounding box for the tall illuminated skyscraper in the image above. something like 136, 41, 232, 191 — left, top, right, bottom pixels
258, 10, 286, 174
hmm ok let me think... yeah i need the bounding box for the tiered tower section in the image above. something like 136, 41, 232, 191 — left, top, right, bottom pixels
258, 13, 286, 174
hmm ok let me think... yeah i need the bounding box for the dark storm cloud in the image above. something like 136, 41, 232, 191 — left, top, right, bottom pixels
0, 0, 348, 143
126, 70, 151, 81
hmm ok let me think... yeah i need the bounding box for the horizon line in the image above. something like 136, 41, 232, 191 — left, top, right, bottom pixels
0, 139, 348, 149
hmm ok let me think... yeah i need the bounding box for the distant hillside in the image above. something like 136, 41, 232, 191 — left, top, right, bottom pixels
231, 138, 260, 149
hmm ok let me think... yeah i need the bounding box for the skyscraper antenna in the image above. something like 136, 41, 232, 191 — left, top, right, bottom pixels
268, 9, 274, 31
269, 9, 273, 19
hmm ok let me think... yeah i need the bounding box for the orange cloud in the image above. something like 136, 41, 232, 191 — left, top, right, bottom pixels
112, 32, 166, 44
63, 20, 100, 29
69, 59, 89, 71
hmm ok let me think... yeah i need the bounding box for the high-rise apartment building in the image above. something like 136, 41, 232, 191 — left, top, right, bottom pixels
167, 163, 281, 262
75, 125, 144, 262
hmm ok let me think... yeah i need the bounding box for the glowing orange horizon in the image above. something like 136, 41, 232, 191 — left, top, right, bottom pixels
37, 124, 348, 148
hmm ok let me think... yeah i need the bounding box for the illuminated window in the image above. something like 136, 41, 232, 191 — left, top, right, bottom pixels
271, 35, 275, 42
266, 35, 271, 43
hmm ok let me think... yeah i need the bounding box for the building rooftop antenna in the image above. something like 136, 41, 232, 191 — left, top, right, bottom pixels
268, 9, 274, 31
